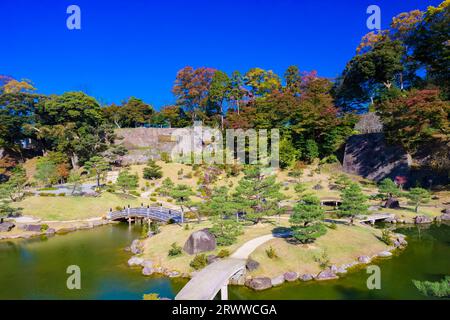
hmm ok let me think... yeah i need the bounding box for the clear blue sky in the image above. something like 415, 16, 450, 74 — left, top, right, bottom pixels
0, 0, 441, 109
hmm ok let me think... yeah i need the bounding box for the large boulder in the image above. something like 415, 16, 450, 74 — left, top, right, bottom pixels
183, 229, 216, 255
0, 222, 14, 232
246, 259, 260, 272
440, 213, 450, 221
384, 198, 400, 209
245, 277, 272, 291
283, 272, 299, 282
414, 215, 432, 224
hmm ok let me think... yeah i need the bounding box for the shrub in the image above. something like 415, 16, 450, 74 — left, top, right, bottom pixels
58, 193, 66, 197
412, 276, 450, 298
184, 223, 189, 230
319, 155, 339, 164
141, 187, 145, 191
40, 224, 49, 232
217, 249, 230, 258
168, 242, 183, 257
327, 222, 337, 230
160, 152, 171, 163
150, 197, 157, 202
115, 206, 123, 211
129, 190, 140, 197
167, 198, 173, 203
380, 229, 393, 245
265, 246, 278, 259
314, 250, 330, 270
150, 221, 160, 234
185, 172, 193, 179
284, 186, 289, 191
190, 254, 208, 270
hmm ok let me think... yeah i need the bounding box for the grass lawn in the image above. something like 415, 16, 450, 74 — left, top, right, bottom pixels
12, 192, 142, 221
142, 218, 290, 274
248, 224, 390, 278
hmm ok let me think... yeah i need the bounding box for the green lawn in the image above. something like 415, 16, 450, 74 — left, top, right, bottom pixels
249, 224, 390, 278
12, 192, 142, 221
141, 218, 290, 274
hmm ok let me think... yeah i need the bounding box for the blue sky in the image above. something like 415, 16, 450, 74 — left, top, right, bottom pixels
0, 0, 441, 109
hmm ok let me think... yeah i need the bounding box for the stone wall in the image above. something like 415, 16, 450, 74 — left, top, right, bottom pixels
115, 128, 179, 164
343, 133, 411, 182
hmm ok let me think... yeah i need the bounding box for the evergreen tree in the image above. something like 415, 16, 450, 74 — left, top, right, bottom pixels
338, 182, 369, 220
169, 184, 195, 223
378, 178, 401, 200
290, 195, 326, 243
159, 177, 174, 196
233, 165, 285, 223
116, 170, 138, 193
84, 156, 110, 187
143, 159, 163, 180
406, 187, 431, 213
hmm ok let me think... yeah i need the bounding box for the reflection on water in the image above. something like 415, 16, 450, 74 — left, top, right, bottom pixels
0, 222, 448, 300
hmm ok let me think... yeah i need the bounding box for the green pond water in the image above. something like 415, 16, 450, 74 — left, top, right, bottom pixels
0, 222, 448, 300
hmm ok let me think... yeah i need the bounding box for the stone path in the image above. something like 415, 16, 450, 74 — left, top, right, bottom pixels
175, 232, 290, 300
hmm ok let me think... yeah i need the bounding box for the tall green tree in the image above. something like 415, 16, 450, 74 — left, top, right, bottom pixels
290, 195, 327, 243
116, 170, 139, 194
233, 165, 285, 223
338, 182, 369, 221
84, 156, 110, 187
143, 159, 163, 180
169, 184, 195, 223
0, 166, 26, 202
407, 187, 431, 213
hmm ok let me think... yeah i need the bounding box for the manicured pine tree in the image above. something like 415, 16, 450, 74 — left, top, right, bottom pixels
169, 184, 195, 223
378, 178, 401, 200
84, 156, 110, 188
338, 182, 369, 221
406, 187, 431, 213
233, 165, 285, 223
116, 170, 139, 193
158, 177, 174, 196
201, 186, 243, 245
290, 195, 326, 243
143, 159, 163, 180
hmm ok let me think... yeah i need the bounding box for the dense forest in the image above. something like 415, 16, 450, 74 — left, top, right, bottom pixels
0, 1, 448, 179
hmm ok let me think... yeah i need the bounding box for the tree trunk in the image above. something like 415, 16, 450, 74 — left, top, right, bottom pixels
70, 152, 79, 170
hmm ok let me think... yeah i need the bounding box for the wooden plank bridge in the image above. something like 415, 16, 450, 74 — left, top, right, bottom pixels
107, 206, 183, 223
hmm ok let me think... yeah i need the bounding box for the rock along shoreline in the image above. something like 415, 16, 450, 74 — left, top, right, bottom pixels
126, 232, 408, 292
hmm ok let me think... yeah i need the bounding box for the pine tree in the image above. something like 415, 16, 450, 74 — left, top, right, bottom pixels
378, 178, 401, 200
290, 195, 326, 243
158, 177, 174, 197
84, 156, 110, 187
199, 186, 242, 245
233, 165, 285, 223
406, 187, 430, 213
143, 159, 163, 180
169, 184, 195, 223
116, 170, 138, 193
338, 182, 369, 220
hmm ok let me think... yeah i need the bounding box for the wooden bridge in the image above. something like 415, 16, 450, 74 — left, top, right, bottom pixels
106, 206, 183, 223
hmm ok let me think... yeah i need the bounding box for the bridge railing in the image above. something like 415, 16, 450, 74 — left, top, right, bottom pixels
107, 206, 182, 222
